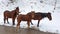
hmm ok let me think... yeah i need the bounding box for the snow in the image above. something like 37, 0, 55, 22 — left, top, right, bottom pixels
0, 0, 60, 34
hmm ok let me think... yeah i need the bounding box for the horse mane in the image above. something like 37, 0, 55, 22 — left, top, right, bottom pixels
35, 12, 50, 18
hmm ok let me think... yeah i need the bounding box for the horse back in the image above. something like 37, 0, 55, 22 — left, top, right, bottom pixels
17, 14, 30, 21
4, 10, 15, 18
33, 13, 47, 20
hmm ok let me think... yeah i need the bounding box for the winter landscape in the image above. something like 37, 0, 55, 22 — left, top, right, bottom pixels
0, 0, 60, 34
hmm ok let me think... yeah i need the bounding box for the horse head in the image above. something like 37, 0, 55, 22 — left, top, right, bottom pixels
47, 12, 52, 20
15, 7, 20, 15
31, 11, 35, 19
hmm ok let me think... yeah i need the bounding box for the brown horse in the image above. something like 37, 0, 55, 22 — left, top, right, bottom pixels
32, 12, 52, 27
4, 7, 20, 25
16, 11, 35, 30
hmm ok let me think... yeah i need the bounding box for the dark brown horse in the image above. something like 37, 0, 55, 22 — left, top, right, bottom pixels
32, 12, 52, 27
16, 11, 35, 30
4, 7, 20, 25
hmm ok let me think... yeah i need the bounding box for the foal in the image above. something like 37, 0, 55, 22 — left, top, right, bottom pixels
16, 11, 35, 30
4, 7, 19, 25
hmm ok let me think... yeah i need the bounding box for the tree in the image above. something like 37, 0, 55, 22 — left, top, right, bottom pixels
6, 0, 17, 6
53, 0, 57, 13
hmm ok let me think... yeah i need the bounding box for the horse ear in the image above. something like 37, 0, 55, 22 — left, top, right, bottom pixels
48, 12, 51, 15
16, 7, 19, 9
31, 11, 35, 13
48, 12, 50, 13
19, 12, 21, 13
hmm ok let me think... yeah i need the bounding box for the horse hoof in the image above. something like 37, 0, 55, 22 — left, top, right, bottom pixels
8, 22, 9, 24
16, 26, 20, 31
13, 24, 15, 25
37, 25, 39, 27
16, 28, 18, 31
31, 24, 33, 25
26, 26, 30, 29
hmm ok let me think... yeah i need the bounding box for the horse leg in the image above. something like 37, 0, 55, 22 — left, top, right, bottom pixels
12, 18, 15, 25
31, 21, 33, 25
16, 20, 21, 31
7, 18, 9, 24
4, 17, 6, 24
27, 21, 30, 28
37, 20, 40, 27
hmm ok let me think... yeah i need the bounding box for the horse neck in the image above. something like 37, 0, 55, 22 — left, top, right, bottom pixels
12, 10, 17, 17
27, 13, 32, 18
39, 13, 47, 19
15, 11, 18, 17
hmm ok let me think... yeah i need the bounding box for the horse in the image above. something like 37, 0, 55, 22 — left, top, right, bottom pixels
4, 7, 20, 25
32, 12, 52, 27
16, 11, 35, 30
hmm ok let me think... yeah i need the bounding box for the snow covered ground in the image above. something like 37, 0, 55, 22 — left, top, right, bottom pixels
0, 0, 60, 34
